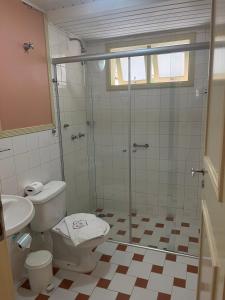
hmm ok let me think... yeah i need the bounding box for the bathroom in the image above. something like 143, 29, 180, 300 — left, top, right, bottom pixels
0, 0, 225, 299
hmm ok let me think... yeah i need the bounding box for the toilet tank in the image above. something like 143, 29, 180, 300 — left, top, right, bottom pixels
27, 181, 66, 232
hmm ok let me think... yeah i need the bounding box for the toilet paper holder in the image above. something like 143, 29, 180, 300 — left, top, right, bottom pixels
13, 232, 32, 250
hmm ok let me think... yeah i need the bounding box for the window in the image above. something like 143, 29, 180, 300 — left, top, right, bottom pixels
107, 36, 193, 89
110, 45, 147, 86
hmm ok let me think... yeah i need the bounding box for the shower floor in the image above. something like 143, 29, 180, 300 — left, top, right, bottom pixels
96, 209, 200, 256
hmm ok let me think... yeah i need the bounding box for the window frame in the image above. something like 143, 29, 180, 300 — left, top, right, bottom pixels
106, 33, 195, 90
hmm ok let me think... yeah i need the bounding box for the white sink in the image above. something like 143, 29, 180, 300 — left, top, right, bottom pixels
1, 195, 35, 237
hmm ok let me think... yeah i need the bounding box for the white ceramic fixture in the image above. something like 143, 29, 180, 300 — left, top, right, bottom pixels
1, 195, 35, 237
28, 181, 110, 273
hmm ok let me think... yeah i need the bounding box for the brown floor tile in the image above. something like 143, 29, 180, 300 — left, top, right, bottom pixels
189, 237, 199, 243
152, 265, 163, 274
155, 223, 164, 228
117, 244, 127, 251
59, 279, 74, 289
100, 254, 112, 262
117, 230, 126, 235
116, 292, 130, 300
135, 277, 148, 288
166, 253, 177, 262
97, 214, 106, 218
171, 229, 180, 235
157, 292, 171, 300
35, 295, 49, 300
52, 267, 59, 275
116, 265, 129, 274
21, 279, 30, 290
160, 237, 169, 243
107, 213, 114, 217
181, 222, 190, 227
133, 253, 144, 262
117, 218, 126, 222
166, 216, 174, 221
132, 224, 139, 228
132, 237, 141, 243
75, 293, 90, 300
178, 245, 188, 252
144, 230, 153, 235
187, 265, 198, 273
142, 218, 150, 222
97, 278, 111, 289
173, 277, 186, 288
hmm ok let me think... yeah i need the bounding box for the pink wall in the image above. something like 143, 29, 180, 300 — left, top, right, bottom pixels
0, 0, 53, 131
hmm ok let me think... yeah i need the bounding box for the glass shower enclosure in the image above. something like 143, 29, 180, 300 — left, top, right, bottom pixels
53, 42, 209, 257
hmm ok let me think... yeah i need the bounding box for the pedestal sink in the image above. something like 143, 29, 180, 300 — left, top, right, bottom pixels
1, 195, 35, 237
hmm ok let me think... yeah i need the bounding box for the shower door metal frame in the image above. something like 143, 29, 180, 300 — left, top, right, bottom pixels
52, 42, 210, 64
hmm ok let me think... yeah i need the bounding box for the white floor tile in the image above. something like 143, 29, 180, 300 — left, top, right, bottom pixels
49, 287, 78, 300
130, 287, 158, 300
176, 256, 199, 266
90, 287, 118, 300
172, 286, 196, 300
163, 260, 187, 279
55, 269, 80, 281
147, 273, 173, 294
91, 261, 118, 280
128, 261, 152, 279
111, 251, 133, 266
186, 273, 198, 290
70, 274, 98, 295
96, 242, 118, 256
143, 249, 166, 266
126, 245, 147, 255
108, 273, 136, 294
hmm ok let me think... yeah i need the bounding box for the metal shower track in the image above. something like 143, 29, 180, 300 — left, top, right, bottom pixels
52, 41, 210, 65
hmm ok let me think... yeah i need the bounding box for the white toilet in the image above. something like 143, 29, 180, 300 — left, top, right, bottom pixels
28, 181, 110, 273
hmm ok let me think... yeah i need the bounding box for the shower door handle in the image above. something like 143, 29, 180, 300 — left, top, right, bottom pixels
191, 168, 206, 177
133, 143, 149, 149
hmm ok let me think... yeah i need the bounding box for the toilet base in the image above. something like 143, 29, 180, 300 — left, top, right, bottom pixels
54, 248, 97, 273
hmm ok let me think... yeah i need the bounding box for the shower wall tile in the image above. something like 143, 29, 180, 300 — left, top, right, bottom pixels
48, 24, 93, 215
86, 29, 209, 220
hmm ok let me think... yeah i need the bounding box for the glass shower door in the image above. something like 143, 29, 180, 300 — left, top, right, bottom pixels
130, 49, 208, 255
86, 59, 131, 243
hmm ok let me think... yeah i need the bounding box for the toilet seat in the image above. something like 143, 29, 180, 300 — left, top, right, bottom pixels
52, 214, 109, 241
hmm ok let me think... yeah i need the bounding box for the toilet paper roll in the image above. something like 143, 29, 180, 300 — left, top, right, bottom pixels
16, 233, 32, 249
25, 182, 43, 196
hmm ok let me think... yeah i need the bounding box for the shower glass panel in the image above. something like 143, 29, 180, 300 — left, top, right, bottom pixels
86, 59, 130, 243
131, 49, 208, 256
56, 62, 94, 214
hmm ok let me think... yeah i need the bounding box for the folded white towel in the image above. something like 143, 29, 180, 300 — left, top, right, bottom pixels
64, 213, 107, 246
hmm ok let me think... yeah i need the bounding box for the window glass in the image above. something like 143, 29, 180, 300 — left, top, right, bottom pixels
108, 37, 192, 88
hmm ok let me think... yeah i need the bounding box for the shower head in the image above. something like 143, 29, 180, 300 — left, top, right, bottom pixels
69, 37, 86, 54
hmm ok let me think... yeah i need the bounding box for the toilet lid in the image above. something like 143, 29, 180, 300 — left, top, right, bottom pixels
52, 214, 109, 240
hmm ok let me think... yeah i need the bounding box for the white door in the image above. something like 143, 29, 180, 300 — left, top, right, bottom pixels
197, 0, 225, 298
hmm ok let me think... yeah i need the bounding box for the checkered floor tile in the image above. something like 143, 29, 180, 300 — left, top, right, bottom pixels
95, 209, 200, 256
16, 241, 198, 300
